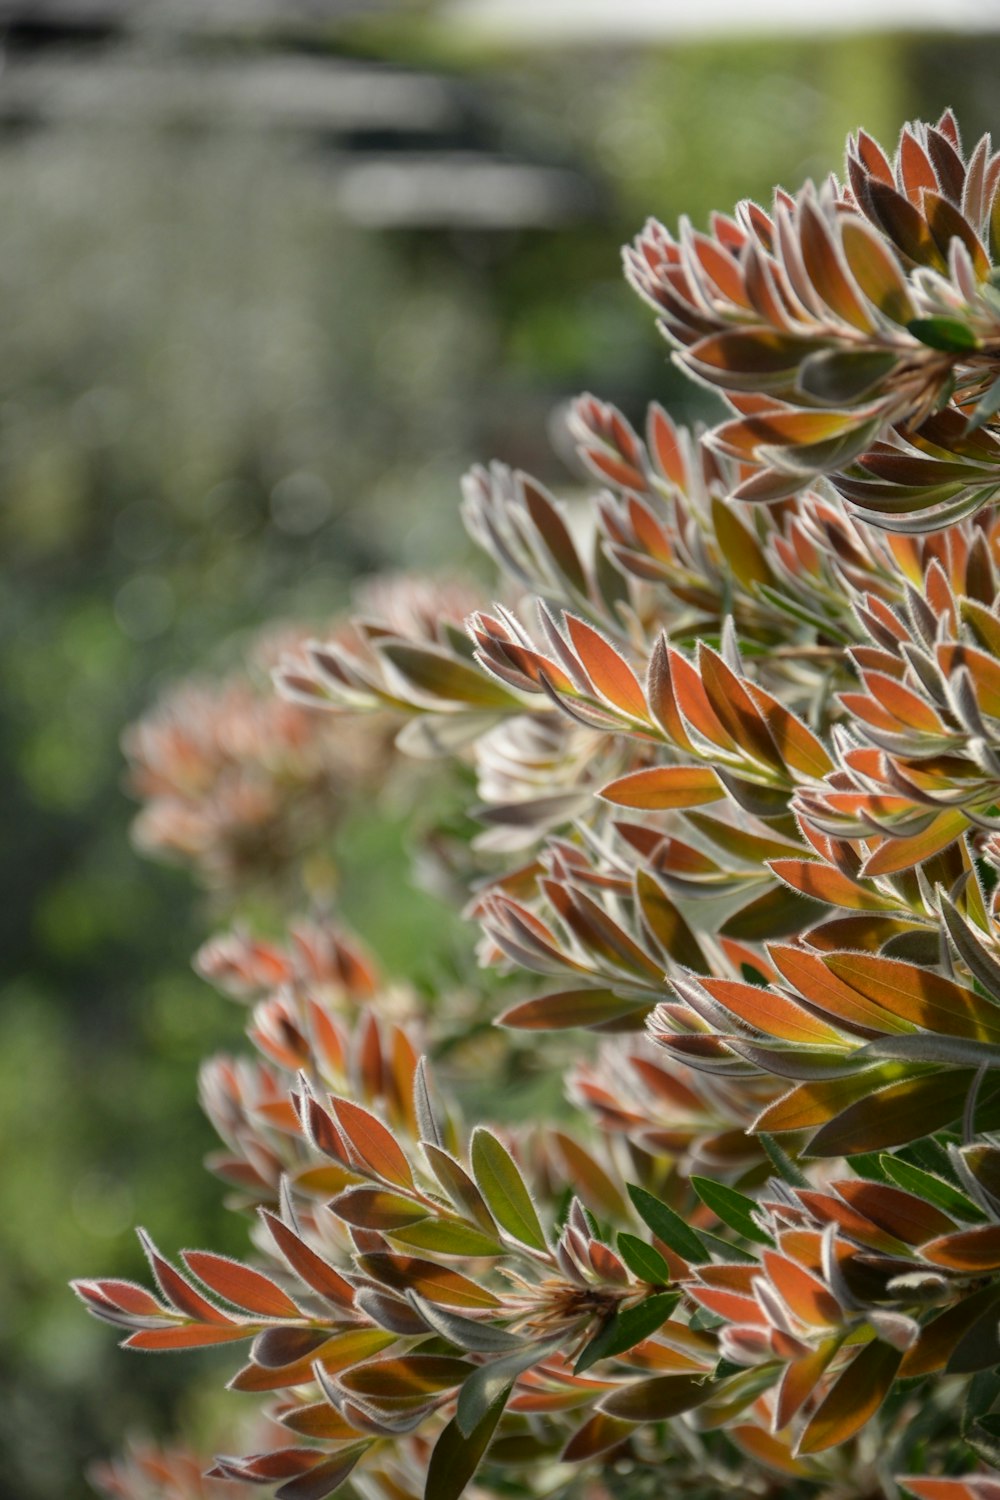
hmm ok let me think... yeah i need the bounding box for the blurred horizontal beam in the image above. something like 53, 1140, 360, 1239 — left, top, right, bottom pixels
443, 0, 1000, 38
0, 51, 462, 133
330, 152, 600, 227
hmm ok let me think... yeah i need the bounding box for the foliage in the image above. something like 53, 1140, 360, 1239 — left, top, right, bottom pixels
76, 113, 1000, 1499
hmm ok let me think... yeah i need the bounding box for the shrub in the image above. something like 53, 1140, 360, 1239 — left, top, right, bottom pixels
76, 112, 1000, 1500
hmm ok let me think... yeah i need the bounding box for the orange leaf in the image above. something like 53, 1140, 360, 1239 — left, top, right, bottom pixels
261, 1212, 356, 1309
182, 1252, 305, 1320
769, 859, 894, 911
564, 615, 647, 718
126, 1324, 254, 1350
600, 765, 722, 810
796, 1339, 901, 1454
823, 951, 1000, 1041
330, 1097, 414, 1188
921, 1224, 1000, 1272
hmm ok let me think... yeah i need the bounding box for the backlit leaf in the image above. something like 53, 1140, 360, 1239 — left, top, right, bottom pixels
471, 1129, 547, 1251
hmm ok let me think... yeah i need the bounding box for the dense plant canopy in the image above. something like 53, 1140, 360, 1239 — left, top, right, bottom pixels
76, 113, 1000, 1500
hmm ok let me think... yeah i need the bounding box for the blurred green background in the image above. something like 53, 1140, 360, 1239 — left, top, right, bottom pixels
3, 7, 1000, 1495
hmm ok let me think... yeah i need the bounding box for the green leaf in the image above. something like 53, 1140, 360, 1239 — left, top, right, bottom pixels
690, 1178, 774, 1246
635, 868, 706, 971
380, 641, 519, 710
879, 1154, 986, 1223
847, 1151, 892, 1182
759, 1132, 809, 1188
720, 885, 825, 941
575, 1292, 680, 1374
710, 495, 772, 589
456, 1341, 554, 1436
470, 1130, 547, 1251
906, 317, 979, 353
598, 1372, 712, 1421
797, 348, 897, 404
390, 1220, 504, 1257
627, 1184, 708, 1264
424, 1389, 508, 1500
616, 1233, 672, 1285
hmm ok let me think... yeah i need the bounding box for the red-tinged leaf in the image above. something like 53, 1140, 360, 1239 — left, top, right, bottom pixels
833, 1180, 955, 1245
745, 685, 833, 777
775, 1339, 838, 1429
562, 1411, 635, 1461
714, 408, 862, 458
356, 1252, 501, 1309
182, 1252, 305, 1320
769, 859, 893, 911
822, 951, 1000, 1041
664, 646, 736, 749
753, 1070, 892, 1136
762, 1251, 841, 1327
262, 1213, 356, 1310
214, 1449, 332, 1483
72, 1278, 166, 1318
687, 330, 806, 383
802, 913, 918, 953
329, 1098, 414, 1189
543, 879, 661, 980
499, 988, 646, 1031
329, 1187, 427, 1231
921, 1223, 1000, 1271
768, 945, 914, 1035
564, 615, 647, 718
280, 1402, 361, 1441
600, 765, 722, 810
923, 190, 991, 279
938, 640, 1000, 716
275, 1447, 368, 1500
840, 218, 915, 322
471, 1129, 547, 1251
521, 476, 589, 595
807, 1070, 980, 1156
137, 1231, 234, 1325
635, 868, 706, 971
861, 810, 970, 877
126, 1323, 255, 1351
341, 1355, 472, 1397
696, 976, 846, 1046
598, 1373, 711, 1422
551, 1131, 629, 1221
796, 1338, 901, 1454
901, 1483, 1000, 1500
793, 1187, 904, 1252
232, 1329, 398, 1392
698, 646, 783, 772
688, 1286, 764, 1324
645, 636, 692, 750
730, 1423, 813, 1477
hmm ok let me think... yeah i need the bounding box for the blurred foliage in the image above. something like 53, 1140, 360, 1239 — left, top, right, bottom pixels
3, 15, 1000, 1499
